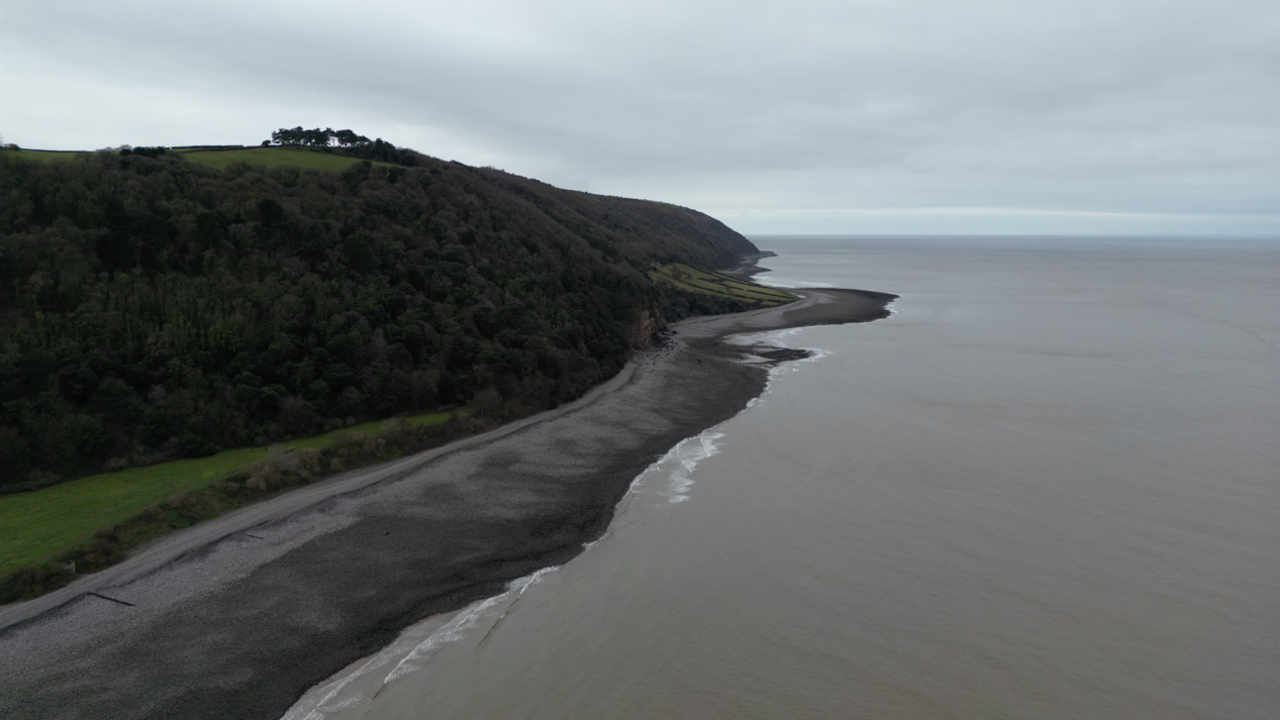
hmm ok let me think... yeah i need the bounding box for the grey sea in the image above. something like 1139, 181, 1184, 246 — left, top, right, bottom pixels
287, 237, 1279, 720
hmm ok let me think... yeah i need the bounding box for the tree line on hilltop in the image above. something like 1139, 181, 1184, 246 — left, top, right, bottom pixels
269, 127, 369, 148
0, 141, 758, 490
267, 127, 419, 166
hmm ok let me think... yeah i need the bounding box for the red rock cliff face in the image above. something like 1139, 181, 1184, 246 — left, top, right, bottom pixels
626, 310, 658, 349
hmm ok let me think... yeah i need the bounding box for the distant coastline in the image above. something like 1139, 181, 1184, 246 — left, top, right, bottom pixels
720, 250, 778, 280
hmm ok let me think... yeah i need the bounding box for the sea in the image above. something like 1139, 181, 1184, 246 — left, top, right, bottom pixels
285, 236, 1279, 720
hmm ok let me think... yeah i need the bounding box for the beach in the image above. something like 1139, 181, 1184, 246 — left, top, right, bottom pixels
0, 287, 894, 720
267, 237, 1277, 720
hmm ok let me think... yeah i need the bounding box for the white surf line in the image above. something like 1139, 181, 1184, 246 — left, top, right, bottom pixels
733, 326, 833, 411
665, 431, 726, 504
475, 565, 561, 649
754, 274, 836, 289
288, 597, 505, 720
287, 565, 564, 719
284, 425, 759, 718
282, 310, 853, 720
379, 565, 562, 686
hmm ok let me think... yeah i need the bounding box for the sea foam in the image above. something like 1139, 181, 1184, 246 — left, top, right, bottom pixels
283, 328, 832, 720
283, 565, 562, 720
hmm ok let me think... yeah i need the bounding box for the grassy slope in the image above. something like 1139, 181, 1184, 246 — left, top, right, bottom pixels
173, 146, 398, 171
0, 411, 449, 575
1, 149, 427, 575
6, 149, 82, 162
649, 263, 796, 306
0, 152, 766, 582
5, 147, 396, 171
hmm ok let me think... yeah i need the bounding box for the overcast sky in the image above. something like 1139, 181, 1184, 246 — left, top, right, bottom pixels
3, 0, 1277, 235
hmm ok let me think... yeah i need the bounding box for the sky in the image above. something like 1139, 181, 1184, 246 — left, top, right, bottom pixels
3, 0, 1277, 236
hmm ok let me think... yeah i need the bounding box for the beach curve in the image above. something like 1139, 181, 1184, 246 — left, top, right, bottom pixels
0, 287, 895, 720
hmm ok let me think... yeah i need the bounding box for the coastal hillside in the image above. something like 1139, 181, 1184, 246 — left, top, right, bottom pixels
0, 144, 761, 490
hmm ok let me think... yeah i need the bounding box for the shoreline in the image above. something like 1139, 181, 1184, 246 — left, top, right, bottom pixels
718, 250, 776, 280
0, 288, 895, 720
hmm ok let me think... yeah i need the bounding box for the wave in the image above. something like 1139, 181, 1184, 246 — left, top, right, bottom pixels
282, 329, 832, 720
660, 430, 726, 504
753, 274, 836, 288
283, 566, 562, 720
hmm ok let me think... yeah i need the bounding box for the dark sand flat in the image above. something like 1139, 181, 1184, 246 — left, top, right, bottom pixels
0, 288, 893, 720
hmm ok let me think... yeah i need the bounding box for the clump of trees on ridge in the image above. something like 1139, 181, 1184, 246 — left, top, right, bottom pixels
269, 127, 370, 148
0, 138, 758, 491
267, 127, 419, 166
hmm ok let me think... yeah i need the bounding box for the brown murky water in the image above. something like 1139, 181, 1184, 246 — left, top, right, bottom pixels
287, 237, 1279, 720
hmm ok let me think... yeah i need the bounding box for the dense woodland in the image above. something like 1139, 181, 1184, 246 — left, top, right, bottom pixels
0, 145, 758, 490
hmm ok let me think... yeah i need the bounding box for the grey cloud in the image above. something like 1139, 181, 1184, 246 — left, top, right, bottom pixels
3, 0, 1276, 234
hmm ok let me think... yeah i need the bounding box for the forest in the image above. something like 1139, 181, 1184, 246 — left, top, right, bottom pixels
0, 142, 760, 491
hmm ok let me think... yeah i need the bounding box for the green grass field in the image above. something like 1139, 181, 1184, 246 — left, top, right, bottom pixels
0, 411, 450, 575
3, 146, 397, 171
649, 263, 797, 306
3, 149, 84, 163
173, 146, 398, 171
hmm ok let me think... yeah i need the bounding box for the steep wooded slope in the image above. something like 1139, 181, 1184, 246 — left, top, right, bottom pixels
0, 149, 759, 488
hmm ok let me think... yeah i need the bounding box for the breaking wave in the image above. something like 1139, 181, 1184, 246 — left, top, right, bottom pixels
282, 327, 832, 720
282, 566, 561, 720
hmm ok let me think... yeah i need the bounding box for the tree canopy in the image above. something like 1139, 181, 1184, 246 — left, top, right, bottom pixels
0, 144, 758, 490
266, 127, 418, 165
269, 127, 369, 148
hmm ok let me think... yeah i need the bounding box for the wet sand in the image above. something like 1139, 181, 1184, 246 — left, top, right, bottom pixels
0, 288, 894, 720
